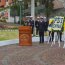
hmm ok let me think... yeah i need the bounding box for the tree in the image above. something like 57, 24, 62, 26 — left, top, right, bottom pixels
10, 0, 25, 24
44, 0, 54, 23
10, 0, 19, 23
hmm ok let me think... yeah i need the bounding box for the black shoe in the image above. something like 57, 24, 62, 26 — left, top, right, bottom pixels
60, 40, 63, 42
39, 42, 42, 44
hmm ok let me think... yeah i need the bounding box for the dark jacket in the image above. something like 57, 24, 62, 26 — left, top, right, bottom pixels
28, 20, 34, 27
45, 21, 48, 31
35, 20, 39, 28
38, 21, 46, 32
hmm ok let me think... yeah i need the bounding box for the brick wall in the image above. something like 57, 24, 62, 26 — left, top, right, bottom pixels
0, 0, 13, 7
8, 0, 13, 4
0, 0, 6, 7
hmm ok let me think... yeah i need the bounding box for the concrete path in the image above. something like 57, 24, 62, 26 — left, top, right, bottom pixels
0, 42, 65, 65
0, 37, 48, 46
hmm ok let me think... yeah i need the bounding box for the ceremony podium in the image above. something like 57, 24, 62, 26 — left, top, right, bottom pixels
19, 26, 32, 46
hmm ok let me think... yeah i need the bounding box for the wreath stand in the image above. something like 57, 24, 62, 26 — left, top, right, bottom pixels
63, 31, 65, 48
51, 31, 61, 47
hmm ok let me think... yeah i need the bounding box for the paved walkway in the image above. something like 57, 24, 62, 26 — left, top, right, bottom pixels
0, 42, 65, 65
0, 37, 47, 46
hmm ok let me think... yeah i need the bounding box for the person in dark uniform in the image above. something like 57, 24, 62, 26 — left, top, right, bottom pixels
38, 16, 46, 43
35, 17, 39, 35
28, 17, 34, 34
43, 17, 48, 32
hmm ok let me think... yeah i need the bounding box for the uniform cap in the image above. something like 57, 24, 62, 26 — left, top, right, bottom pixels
40, 16, 43, 18
30, 16, 33, 18
37, 17, 40, 18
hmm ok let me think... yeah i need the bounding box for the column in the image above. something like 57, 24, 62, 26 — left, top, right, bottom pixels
7, 9, 10, 22
31, 0, 36, 35
31, 0, 35, 20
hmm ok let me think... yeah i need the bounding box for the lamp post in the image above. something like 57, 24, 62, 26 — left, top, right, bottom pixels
18, 0, 23, 25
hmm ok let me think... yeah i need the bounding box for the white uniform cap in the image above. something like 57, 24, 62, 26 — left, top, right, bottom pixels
40, 16, 43, 18
30, 16, 33, 18
44, 17, 46, 19
37, 17, 40, 18
26, 16, 33, 18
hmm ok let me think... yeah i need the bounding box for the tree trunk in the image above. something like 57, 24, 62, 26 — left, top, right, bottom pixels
14, 16, 16, 23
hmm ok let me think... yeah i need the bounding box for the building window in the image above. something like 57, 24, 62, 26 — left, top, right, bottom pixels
12, 0, 13, 1
37, 2, 40, 6
0, 0, 1, 2
6, 0, 8, 2
25, 4, 28, 9
35, 2, 37, 7
40, 0, 44, 5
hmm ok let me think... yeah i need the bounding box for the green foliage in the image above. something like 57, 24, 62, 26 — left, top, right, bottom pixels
10, 4, 19, 16
0, 6, 10, 12
44, 0, 54, 20
0, 19, 6, 23
10, 0, 24, 16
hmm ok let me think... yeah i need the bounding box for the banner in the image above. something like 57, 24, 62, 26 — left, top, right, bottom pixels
52, 16, 64, 31
48, 16, 64, 31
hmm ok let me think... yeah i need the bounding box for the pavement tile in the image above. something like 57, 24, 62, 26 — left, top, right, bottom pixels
0, 42, 65, 65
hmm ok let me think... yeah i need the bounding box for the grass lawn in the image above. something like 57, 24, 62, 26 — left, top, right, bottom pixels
0, 30, 19, 41
0, 29, 49, 41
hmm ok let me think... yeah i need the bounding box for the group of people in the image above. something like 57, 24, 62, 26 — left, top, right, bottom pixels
25, 16, 48, 43
24, 16, 63, 44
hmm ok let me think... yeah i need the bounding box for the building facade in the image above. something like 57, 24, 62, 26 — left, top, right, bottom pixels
0, 0, 13, 7
0, 0, 65, 22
